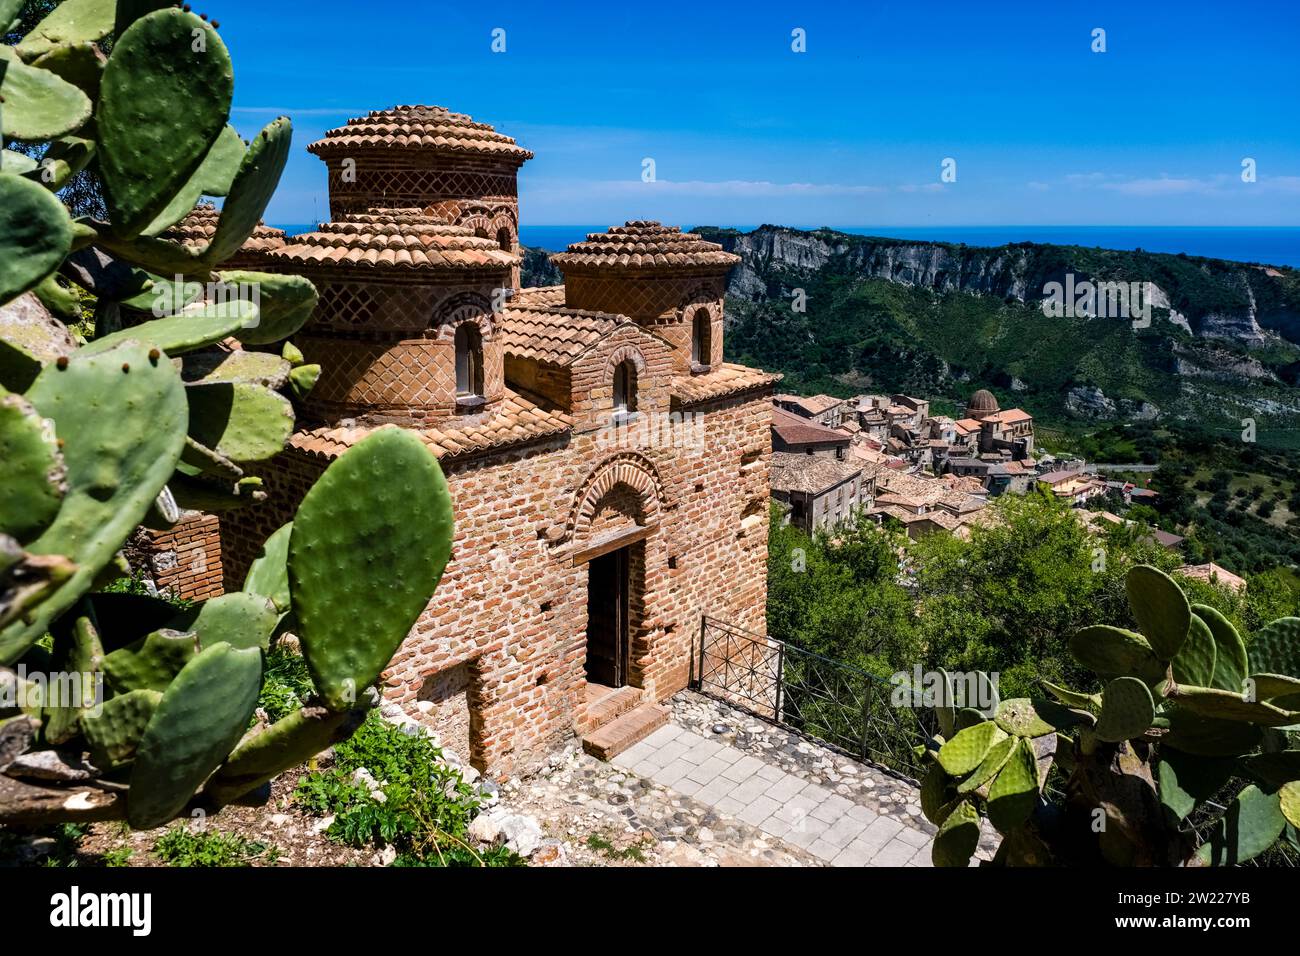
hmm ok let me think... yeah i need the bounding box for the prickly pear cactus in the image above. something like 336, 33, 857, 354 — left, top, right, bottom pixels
0, 3, 454, 831
911, 564, 1300, 867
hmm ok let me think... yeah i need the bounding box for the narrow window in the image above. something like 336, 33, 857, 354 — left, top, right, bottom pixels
612, 360, 637, 419
496, 227, 512, 253
455, 323, 484, 399
691, 309, 712, 367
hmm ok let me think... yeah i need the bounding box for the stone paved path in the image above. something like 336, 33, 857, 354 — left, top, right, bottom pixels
614, 721, 934, 866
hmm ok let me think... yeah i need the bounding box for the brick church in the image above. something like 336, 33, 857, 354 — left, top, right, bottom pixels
205, 106, 779, 774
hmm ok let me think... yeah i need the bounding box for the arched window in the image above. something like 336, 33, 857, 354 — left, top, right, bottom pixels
496, 227, 512, 253
455, 323, 484, 402
691, 309, 712, 368
612, 360, 637, 420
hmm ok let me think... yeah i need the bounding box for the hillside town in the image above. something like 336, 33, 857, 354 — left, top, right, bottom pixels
769, 388, 1147, 532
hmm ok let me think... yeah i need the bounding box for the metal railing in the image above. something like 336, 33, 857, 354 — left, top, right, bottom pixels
692, 616, 933, 779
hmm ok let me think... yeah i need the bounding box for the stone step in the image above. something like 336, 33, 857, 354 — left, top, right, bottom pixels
582, 704, 669, 761
584, 686, 644, 731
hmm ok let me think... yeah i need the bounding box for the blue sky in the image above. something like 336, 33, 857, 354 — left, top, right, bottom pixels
217, 0, 1300, 227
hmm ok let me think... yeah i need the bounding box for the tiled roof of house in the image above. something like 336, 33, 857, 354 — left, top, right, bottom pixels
551, 221, 740, 272
673, 363, 781, 405
500, 304, 628, 366
1038, 468, 1086, 485
162, 202, 287, 253
772, 405, 850, 445
776, 393, 844, 416
307, 106, 533, 162
984, 408, 1033, 424
289, 392, 571, 462
770, 452, 862, 495
953, 418, 982, 434
1175, 562, 1247, 593
268, 210, 516, 271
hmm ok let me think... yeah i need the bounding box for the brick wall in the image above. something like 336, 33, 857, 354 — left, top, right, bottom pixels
133, 513, 224, 603
220, 382, 773, 778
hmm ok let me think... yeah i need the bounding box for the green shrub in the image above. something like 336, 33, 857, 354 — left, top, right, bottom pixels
294, 713, 519, 867
152, 825, 279, 867
258, 647, 317, 723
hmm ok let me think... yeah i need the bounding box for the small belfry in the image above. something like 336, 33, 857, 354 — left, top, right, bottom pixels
216, 105, 781, 775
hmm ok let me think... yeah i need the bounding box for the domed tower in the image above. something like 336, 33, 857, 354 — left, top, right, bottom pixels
550, 221, 740, 375
266, 209, 516, 426
307, 106, 533, 287
965, 388, 1000, 422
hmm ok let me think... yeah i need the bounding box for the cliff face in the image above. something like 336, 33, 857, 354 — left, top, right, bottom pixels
704, 225, 1300, 441
702, 226, 1300, 349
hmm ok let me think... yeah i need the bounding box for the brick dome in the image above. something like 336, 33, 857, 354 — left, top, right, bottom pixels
551, 221, 739, 272
967, 389, 1000, 419
307, 106, 533, 163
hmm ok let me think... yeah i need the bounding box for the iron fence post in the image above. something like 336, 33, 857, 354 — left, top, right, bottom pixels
694, 615, 707, 690
773, 640, 785, 722
859, 676, 873, 763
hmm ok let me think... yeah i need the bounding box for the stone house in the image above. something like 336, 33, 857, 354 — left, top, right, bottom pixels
774, 393, 847, 428
770, 452, 872, 534
216, 105, 779, 775
771, 405, 852, 458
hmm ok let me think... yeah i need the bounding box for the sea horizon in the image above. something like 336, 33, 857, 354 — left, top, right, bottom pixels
271, 223, 1300, 268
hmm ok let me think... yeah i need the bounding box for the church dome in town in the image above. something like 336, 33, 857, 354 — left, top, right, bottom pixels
967, 389, 1000, 418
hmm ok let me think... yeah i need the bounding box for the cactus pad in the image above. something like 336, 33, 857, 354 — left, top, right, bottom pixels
140, 126, 245, 237
1125, 565, 1190, 660
127, 641, 262, 829
0, 391, 65, 544
81, 687, 162, 770
291, 428, 453, 712
1094, 676, 1155, 743
1247, 618, 1300, 681
1164, 709, 1263, 757
987, 738, 1039, 832
185, 381, 295, 463
994, 698, 1055, 738
957, 734, 1017, 794
14, 0, 115, 61
1248, 673, 1300, 701
1171, 684, 1299, 726
242, 522, 292, 614
1191, 604, 1249, 693
0, 45, 93, 141
214, 271, 318, 344
203, 118, 293, 265
83, 299, 259, 357
1040, 679, 1100, 710
97, 9, 234, 237
931, 798, 980, 867
288, 364, 320, 399
1, 341, 188, 664
1197, 785, 1286, 866
1280, 782, 1300, 830
1069, 625, 1166, 684
936, 720, 1005, 776
0, 173, 74, 307
102, 628, 198, 694
182, 349, 291, 389
168, 592, 279, 653
919, 761, 952, 824
1172, 613, 1218, 689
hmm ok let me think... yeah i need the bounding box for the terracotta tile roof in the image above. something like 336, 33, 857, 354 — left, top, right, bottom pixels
775, 393, 844, 416
1176, 562, 1247, 594
771, 405, 850, 445
162, 202, 287, 253
953, 418, 983, 434
674, 363, 781, 405
307, 106, 533, 162
514, 285, 567, 308
500, 304, 627, 366
984, 408, 1033, 424
1038, 468, 1086, 485
552, 221, 740, 272
770, 452, 863, 495
289, 391, 571, 462
268, 210, 516, 272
